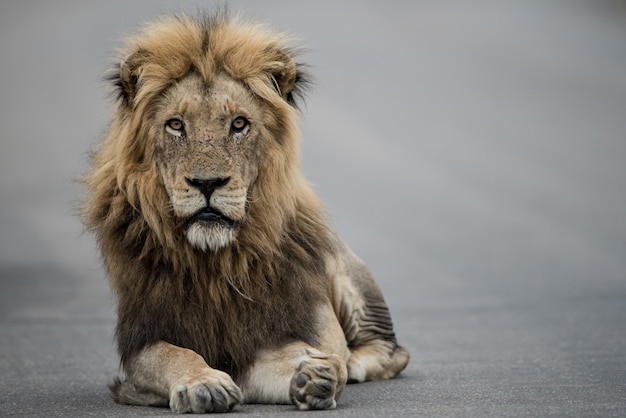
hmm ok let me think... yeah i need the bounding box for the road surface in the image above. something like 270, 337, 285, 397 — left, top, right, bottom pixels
1, 1, 625, 416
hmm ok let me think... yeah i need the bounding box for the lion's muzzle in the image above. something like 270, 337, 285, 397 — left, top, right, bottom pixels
182, 176, 243, 251
184, 176, 239, 228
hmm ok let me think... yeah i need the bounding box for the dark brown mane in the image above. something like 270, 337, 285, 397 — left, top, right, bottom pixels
106, 199, 334, 380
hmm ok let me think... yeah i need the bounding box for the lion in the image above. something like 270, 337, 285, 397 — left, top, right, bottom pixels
83, 11, 409, 413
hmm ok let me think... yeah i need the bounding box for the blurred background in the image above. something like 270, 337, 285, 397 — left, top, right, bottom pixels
1, 1, 625, 416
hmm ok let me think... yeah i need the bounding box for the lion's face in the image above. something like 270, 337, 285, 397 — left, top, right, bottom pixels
153, 73, 264, 251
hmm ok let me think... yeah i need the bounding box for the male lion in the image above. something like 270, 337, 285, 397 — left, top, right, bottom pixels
83, 12, 409, 413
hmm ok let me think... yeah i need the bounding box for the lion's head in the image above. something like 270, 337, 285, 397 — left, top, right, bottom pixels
85, 13, 317, 256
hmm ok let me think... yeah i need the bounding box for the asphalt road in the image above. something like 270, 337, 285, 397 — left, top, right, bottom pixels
1, 1, 625, 417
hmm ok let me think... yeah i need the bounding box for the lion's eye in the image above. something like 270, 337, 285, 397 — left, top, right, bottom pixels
231, 116, 249, 133
165, 118, 184, 136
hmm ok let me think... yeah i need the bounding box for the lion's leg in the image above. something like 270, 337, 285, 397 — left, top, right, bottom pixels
241, 342, 348, 410
241, 305, 349, 410
112, 341, 243, 413
341, 294, 410, 382
347, 334, 411, 383
332, 243, 410, 383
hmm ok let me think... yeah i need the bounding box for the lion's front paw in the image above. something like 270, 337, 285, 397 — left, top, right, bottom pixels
289, 352, 347, 410
169, 368, 243, 413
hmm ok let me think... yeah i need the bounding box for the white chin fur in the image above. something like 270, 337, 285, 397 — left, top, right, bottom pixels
186, 223, 234, 252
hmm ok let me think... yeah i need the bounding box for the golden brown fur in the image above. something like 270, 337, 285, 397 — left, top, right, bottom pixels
83, 11, 408, 413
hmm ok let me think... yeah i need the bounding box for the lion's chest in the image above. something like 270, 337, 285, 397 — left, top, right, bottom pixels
160, 274, 321, 379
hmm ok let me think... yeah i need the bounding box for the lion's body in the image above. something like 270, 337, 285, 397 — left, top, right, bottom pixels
84, 12, 408, 413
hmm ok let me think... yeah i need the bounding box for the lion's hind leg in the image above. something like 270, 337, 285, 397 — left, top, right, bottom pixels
342, 298, 410, 383
347, 335, 410, 383
333, 244, 410, 383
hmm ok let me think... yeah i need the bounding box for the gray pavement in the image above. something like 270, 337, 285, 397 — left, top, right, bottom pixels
1, 1, 625, 416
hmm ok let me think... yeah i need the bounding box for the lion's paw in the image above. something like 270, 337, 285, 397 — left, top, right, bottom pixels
169, 369, 243, 413
289, 352, 346, 410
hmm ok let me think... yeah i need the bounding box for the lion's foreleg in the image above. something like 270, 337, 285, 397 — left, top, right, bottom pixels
114, 341, 243, 413
241, 341, 348, 410
241, 305, 349, 410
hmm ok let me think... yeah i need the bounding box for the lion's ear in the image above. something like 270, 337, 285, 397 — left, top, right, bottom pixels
269, 50, 310, 108
114, 49, 149, 107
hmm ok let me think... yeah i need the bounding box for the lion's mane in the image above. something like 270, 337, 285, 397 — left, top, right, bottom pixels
83, 12, 335, 381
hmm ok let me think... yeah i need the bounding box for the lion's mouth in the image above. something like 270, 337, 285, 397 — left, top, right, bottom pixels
185, 208, 238, 229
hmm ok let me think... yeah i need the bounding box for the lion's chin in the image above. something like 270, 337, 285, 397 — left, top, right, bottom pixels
186, 222, 235, 252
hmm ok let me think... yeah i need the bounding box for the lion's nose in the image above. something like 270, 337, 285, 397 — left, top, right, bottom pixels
185, 176, 230, 200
